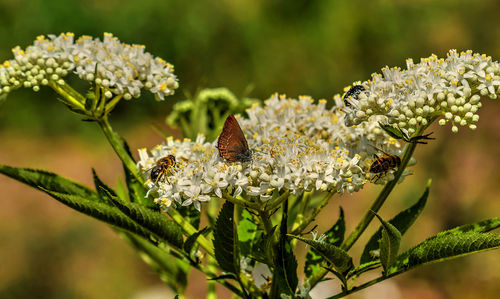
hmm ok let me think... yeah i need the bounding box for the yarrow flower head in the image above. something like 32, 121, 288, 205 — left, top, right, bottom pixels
0, 32, 178, 101
138, 94, 408, 211
343, 50, 500, 134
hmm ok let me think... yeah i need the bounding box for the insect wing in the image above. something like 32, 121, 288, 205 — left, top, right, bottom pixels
218, 115, 251, 162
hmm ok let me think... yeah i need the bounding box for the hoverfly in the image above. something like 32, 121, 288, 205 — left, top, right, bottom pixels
369, 146, 401, 182
149, 154, 176, 183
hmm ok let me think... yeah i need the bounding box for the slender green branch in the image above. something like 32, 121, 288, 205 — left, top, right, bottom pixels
223, 192, 260, 210
48, 80, 86, 111
98, 117, 144, 184
290, 191, 334, 235
267, 190, 290, 211
326, 273, 396, 299
168, 208, 215, 257
308, 123, 433, 289
104, 94, 123, 115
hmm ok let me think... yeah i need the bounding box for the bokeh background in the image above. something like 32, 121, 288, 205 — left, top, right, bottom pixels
1, 0, 499, 298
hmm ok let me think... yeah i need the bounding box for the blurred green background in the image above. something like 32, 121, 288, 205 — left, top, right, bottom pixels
0, 0, 499, 298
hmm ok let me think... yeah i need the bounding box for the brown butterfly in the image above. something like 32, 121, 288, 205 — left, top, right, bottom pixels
217, 114, 252, 162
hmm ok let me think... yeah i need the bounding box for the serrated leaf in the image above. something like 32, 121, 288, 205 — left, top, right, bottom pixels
184, 226, 211, 255
291, 235, 353, 275
92, 169, 116, 204
428, 217, 500, 240
108, 192, 184, 249
361, 182, 429, 264
305, 207, 345, 279
392, 231, 500, 274
0, 164, 98, 200
271, 199, 298, 298
379, 122, 407, 140
120, 231, 189, 293
374, 213, 402, 273
213, 201, 239, 274
40, 189, 154, 240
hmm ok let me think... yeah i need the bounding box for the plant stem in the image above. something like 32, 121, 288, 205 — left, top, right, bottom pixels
168, 208, 215, 257
223, 192, 260, 210
290, 191, 334, 235
267, 190, 290, 211
98, 117, 144, 184
326, 273, 396, 299
308, 124, 427, 288
341, 143, 417, 251
49, 80, 86, 111
104, 94, 123, 115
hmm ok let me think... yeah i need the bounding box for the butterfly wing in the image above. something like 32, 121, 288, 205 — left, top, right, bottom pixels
217, 115, 252, 162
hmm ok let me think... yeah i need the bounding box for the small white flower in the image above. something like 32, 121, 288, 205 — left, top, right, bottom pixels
343, 50, 500, 133
0, 33, 178, 100
138, 94, 402, 211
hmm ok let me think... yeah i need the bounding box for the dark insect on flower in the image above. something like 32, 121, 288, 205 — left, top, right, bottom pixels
217, 114, 252, 162
369, 147, 401, 182
150, 155, 176, 183
343, 85, 365, 107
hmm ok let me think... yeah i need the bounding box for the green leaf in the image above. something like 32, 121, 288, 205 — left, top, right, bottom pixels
361, 181, 429, 264
213, 201, 240, 275
374, 213, 402, 274
428, 217, 500, 240
40, 189, 154, 240
108, 193, 184, 249
184, 226, 211, 256
290, 235, 353, 275
271, 199, 298, 298
379, 122, 408, 140
305, 207, 345, 280
0, 164, 98, 200
237, 208, 260, 257
92, 169, 116, 204
119, 231, 189, 293
392, 231, 500, 274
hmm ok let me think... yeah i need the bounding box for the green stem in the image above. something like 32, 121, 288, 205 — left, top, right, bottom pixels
168, 208, 215, 257
291, 191, 334, 235
48, 80, 86, 111
207, 257, 218, 299
98, 117, 144, 184
267, 190, 290, 211
308, 133, 421, 288
326, 273, 396, 299
223, 192, 260, 210
104, 94, 123, 115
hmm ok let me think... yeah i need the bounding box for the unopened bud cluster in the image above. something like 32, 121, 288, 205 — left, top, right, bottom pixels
0, 33, 178, 101
344, 50, 500, 134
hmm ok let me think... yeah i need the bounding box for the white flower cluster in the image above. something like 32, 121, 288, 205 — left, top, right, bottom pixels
0, 33, 178, 100
138, 94, 405, 211
344, 50, 500, 134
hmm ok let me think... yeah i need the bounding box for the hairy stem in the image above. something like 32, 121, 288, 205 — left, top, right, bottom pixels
98, 117, 144, 184
308, 124, 430, 288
